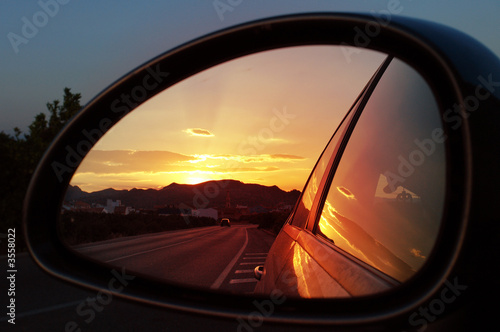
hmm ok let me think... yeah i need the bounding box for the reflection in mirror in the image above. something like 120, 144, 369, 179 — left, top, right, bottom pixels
316, 58, 445, 286
58, 45, 440, 298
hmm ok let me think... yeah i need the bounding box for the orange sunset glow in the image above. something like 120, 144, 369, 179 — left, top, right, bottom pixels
70, 46, 387, 193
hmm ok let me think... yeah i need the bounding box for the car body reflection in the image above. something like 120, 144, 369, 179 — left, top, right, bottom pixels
318, 198, 415, 282
256, 57, 446, 297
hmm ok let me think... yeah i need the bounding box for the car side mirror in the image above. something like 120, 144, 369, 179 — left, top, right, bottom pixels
23, 13, 500, 329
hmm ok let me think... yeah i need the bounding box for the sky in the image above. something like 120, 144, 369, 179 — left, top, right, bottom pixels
1, 0, 499, 192
70, 46, 386, 192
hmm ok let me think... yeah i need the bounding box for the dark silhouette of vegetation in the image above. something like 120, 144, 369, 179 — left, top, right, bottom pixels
0, 88, 82, 252
59, 211, 217, 246
0, 87, 295, 253
247, 211, 289, 235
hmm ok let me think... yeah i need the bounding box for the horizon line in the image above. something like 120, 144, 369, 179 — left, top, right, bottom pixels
69, 179, 302, 194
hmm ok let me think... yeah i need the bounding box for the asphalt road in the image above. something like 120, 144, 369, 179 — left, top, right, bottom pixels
75, 223, 275, 293
0, 225, 454, 332
2, 223, 309, 332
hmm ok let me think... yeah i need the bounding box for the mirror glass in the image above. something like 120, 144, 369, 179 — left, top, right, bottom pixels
59, 45, 445, 298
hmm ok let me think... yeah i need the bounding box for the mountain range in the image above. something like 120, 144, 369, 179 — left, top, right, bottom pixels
65, 180, 301, 210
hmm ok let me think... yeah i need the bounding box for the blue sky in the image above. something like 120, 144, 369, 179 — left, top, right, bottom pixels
1, 0, 499, 134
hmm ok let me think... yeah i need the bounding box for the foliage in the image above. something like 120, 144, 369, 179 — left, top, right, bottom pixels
0, 88, 82, 252
59, 211, 217, 246
250, 211, 289, 235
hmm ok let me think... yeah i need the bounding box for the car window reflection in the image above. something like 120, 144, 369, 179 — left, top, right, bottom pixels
317, 58, 445, 282
290, 96, 363, 229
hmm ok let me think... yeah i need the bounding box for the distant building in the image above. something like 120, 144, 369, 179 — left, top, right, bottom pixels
158, 206, 182, 216
136, 208, 157, 215
236, 204, 249, 215
113, 206, 132, 215
192, 208, 218, 220
250, 205, 270, 214
74, 201, 91, 210
219, 191, 249, 221
61, 202, 72, 213
63, 201, 108, 214
106, 199, 122, 213
225, 191, 231, 208
87, 207, 106, 214
274, 202, 293, 213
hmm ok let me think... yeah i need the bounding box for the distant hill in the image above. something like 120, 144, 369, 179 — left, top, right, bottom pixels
65, 180, 301, 210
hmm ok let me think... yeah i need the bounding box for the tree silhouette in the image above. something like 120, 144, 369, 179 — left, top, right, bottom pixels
0, 88, 82, 251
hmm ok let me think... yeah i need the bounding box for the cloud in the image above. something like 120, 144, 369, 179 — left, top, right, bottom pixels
71, 149, 309, 192
410, 248, 426, 259
188, 153, 305, 164
262, 137, 290, 144
75, 150, 307, 176
269, 154, 306, 161
183, 128, 214, 137
158, 166, 280, 175
230, 166, 280, 172
77, 150, 307, 180
76, 150, 196, 174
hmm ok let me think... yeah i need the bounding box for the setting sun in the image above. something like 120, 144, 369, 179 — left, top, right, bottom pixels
70, 46, 386, 193
185, 175, 215, 185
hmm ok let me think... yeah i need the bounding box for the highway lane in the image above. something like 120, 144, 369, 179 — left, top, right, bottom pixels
0, 253, 319, 332
74, 224, 276, 293
0, 228, 453, 331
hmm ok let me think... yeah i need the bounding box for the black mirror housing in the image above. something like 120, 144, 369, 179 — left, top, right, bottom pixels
23, 13, 500, 329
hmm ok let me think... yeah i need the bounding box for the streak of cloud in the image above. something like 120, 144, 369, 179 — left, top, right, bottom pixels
183, 128, 214, 137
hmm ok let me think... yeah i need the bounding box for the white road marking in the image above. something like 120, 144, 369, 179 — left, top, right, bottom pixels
210, 228, 248, 289
243, 257, 266, 259
229, 278, 258, 284
235, 269, 254, 273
